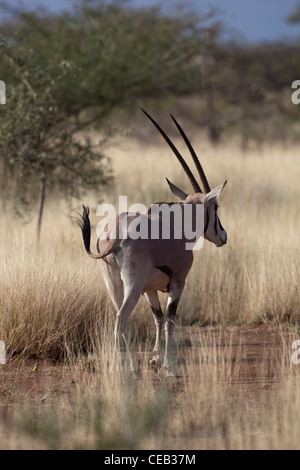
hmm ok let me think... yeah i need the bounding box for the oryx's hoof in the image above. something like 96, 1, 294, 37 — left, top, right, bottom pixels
161, 364, 178, 378
148, 356, 162, 372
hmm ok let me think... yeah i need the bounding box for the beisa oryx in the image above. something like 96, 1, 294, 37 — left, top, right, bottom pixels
78, 109, 227, 376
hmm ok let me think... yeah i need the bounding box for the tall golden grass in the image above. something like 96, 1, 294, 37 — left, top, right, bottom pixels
1, 328, 300, 449
0, 135, 300, 449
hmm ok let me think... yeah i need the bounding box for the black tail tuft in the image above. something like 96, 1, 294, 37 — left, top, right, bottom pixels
75, 205, 92, 255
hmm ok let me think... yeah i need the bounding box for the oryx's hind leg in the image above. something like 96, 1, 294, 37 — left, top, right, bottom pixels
113, 284, 142, 373
113, 254, 152, 373
100, 254, 124, 311
144, 291, 164, 370
100, 254, 127, 370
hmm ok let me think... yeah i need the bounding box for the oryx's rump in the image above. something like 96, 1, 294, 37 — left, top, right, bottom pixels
79, 205, 193, 293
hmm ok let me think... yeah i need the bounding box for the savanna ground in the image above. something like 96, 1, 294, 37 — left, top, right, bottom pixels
0, 129, 300, 450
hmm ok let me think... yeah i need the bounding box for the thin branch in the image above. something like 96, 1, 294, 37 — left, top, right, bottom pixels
0, 44, 37, 98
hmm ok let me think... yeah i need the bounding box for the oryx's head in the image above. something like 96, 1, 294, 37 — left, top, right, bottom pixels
141, 109, 227, 248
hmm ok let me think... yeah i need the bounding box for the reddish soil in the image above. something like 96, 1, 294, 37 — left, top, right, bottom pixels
0, 326, 297, 404
176, 326, 293, 391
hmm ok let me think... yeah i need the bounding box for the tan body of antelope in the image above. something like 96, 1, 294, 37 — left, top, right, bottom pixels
78, 109, 227, 376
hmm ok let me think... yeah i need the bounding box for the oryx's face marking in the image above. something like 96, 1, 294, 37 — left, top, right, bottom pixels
204, 201, 227, 247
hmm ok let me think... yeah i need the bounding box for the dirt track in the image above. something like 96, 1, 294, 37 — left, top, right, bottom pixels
1, 325, 299, 440
1, 326, 300, 450
0, 326, 296, 401
176, 326, 292, 392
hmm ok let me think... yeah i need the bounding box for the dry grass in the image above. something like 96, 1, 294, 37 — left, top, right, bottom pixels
1, 328, 300, 450
0, 135, 300, 449
0, 217, 109, 360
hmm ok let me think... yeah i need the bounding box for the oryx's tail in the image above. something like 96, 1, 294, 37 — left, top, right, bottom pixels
77, 205, 114, 259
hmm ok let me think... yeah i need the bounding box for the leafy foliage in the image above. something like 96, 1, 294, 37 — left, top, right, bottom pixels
0, 51, 111, 213
0, 0, 214, 226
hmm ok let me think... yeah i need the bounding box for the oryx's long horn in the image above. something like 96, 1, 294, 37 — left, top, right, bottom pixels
170, 114, 211, 193
141, 108, 202, 194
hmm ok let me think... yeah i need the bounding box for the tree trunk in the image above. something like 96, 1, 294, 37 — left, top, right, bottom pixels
37, 179, 46, 242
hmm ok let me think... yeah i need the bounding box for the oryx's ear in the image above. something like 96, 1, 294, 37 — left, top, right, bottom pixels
204, 180, 227, 207
166, 178, 188, 201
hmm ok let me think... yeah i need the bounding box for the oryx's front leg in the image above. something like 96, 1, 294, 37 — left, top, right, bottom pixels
144, 292, 164, 370
163, 278, 185, 377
